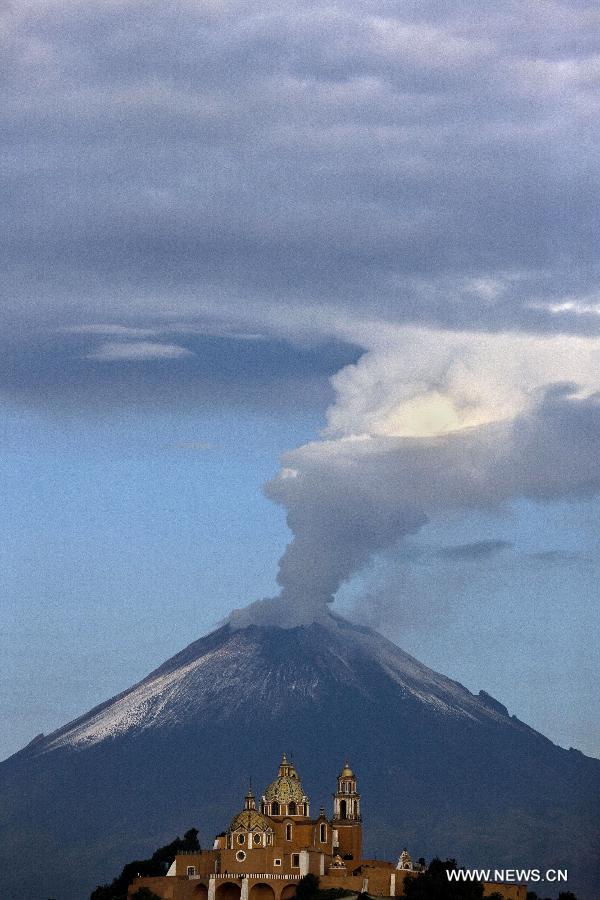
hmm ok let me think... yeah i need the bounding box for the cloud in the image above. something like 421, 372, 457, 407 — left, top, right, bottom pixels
530, 298, 600, 317
527, 549, 589, 565
64, 324, 161, 338
86, 341, 194, 361
323, 325, 600, 439
438, 540, 513, 560
2, 0, 600, 374
64, 322, 268, 341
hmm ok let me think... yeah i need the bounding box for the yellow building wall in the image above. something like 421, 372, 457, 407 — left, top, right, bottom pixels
333, 822, 361, 862
177, 851, 218, 877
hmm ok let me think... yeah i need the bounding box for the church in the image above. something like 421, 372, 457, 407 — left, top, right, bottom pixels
129, 754, 524, 900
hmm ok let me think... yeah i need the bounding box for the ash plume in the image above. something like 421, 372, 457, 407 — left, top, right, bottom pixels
230, 326, 600, 628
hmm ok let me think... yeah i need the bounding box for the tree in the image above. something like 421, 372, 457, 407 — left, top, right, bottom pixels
131, 891, 162, 900
526, 893, 577, 900
296, 874, 320, 900
90, 828, 201, 900
403, 857, 484, 899
151, 828, 200, 867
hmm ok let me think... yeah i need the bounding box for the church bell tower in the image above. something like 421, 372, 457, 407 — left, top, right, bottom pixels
332, 761, 362, 861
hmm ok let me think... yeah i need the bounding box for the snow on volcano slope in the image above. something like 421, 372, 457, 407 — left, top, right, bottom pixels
39, 615, 522, 753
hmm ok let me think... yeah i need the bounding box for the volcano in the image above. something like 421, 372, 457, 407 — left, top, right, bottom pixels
1, 614, 599, 900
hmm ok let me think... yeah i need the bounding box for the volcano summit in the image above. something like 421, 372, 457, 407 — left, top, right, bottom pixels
1, 614, 598, 899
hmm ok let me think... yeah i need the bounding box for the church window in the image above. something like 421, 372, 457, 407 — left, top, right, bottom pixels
187, 866, 196, 876
320, 823, 327, 842
340, 800, 347, 818
274, 859, 281, 866
254, 833, 262, 844
288, 801, 297, 815
286, 823, 292, 841
291, 854, 300, 868
236, 850, 246, 862
272, 802, 280, 815
237, 834, 245, 845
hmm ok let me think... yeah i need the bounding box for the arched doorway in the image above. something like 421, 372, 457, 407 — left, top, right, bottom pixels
281, 884, 297, 900
216, 882, 242, 900
193, 885, 209, 900
249, 882, 276, 900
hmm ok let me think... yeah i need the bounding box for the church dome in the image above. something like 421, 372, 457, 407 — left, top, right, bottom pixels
339, 761, 354, 778
263, 753, 306, 804
263, 773, 305, 803
230, 809, 272, 832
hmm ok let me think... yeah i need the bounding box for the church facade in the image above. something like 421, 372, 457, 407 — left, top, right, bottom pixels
129, 755, 525, 900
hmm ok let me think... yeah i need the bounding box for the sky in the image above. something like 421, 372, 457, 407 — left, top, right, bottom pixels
2, 0, 600, 761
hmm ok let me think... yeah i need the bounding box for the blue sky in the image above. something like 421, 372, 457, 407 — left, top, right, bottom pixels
2, 0, 600, 760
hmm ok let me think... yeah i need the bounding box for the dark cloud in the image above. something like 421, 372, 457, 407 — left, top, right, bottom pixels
3, 0, 600, 388
528, 549, 590, 564
438, 539, 513, 560
0, 327, 359, 412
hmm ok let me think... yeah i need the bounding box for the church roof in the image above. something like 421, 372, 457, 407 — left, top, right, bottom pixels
339, 760, 354, 778
230, 809, 272, 832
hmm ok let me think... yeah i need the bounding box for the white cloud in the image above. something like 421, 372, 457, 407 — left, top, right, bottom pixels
86, 341, 193, 361
325, 326, 600, 439
529, 298, 600, 317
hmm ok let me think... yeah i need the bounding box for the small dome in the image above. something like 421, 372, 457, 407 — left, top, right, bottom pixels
230, 809, 272, 833
339, 760, 354, 778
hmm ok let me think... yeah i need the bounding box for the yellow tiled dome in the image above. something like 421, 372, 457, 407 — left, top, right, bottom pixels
263, 753, 306, 804
263, 774, 305, 803
230, 809, 272, 832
